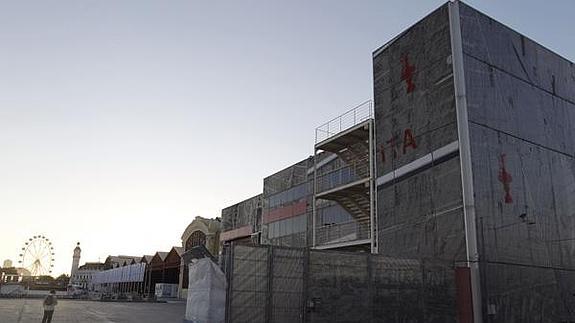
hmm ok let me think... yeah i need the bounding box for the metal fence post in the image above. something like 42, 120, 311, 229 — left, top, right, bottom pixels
367, 254, 374, 323
265, 245, 273, 323
224, 242, 234, 323
302, 248, 310, 323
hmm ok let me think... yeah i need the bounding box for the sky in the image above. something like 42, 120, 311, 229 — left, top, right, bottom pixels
0, 0, 573, 276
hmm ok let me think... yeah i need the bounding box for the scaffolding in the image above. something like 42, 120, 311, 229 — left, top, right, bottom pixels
312, 100, 377, 252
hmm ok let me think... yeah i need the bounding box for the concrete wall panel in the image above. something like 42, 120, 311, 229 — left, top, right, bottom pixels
461, 3, 575, 320
374, 4, 457, 176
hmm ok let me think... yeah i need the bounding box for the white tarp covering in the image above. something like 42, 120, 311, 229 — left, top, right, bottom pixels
184, 258, 226, 323
93, 263, 146, 284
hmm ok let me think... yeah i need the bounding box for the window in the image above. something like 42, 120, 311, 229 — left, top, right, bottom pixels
267, 182, 311, 209
185, 230, 206, 251
318, 204, 353, 226
267, 214, 307, 239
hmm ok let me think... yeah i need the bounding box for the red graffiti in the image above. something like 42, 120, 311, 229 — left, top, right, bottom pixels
403, 128, 417, 154
401, 54, 416, 93
380, 128, 417, 164
498, 154, 513, 203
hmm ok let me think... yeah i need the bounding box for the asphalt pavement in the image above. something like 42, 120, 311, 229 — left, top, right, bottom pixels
0, 298, 186, 323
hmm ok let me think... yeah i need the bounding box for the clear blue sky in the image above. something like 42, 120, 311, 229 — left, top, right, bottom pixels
1, 0, 573, 276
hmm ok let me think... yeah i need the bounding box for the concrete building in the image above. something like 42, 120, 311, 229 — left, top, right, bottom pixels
144, 251, 168, 295
181, 216, 221, 256
70, 262, 105, 290
220, 195, 262, 245
370, 2, 574, 321
2, 260, 12, 268
221, 1, 575, 322
179, 216, 221, 298
104, 255, 140, 269
0, 267, 20, 283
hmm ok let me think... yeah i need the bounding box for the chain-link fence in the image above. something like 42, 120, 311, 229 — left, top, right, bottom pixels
225, 244, 461, 323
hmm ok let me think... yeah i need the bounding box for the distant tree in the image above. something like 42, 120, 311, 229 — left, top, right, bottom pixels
56, 274, 69, 280
35, 275, 54, 282
55, 274, 69, 286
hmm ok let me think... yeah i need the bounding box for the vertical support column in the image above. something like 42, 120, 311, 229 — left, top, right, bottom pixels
178, 258, 185, 299
455, 266, 474, 323
265, 246, 274, 323
312, 149, 318, 248
367, 254, 374, 323
448, 2, 483, 323
224, 242, 235, 323
301, 248, 310, 323
368, 119, 377, 254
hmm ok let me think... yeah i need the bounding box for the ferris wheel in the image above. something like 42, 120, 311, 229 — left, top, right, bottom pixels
18, 235, 55, 276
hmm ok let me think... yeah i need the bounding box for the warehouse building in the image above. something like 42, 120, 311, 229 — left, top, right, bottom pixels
221, 1, 574, 322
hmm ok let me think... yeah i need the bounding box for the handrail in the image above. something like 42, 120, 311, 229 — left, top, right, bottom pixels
315, 220, 371, 245
315, 100, 373, 144
315, 160, 369, 193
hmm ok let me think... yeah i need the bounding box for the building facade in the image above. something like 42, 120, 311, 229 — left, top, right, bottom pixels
70, 262, 105, 290
221, 1, 574, 322
372, 2, 575, 321
220, 195, 262, 245
104, 255, 140, 269
179, 216, 222, 298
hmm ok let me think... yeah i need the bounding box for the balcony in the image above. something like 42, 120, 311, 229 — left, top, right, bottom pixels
315, 160, 369, 195
315, 100, 372, 144
315, 220, 371, 248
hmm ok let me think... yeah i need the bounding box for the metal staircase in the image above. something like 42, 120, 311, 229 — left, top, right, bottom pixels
312, 100, 377, 252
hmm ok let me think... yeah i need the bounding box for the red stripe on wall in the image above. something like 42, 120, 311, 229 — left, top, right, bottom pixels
455, 266, 474, 323
220, 225, 253, 242
263, 200, 307, 224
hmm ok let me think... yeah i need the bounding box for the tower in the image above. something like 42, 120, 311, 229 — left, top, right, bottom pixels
70, 242, 81, 283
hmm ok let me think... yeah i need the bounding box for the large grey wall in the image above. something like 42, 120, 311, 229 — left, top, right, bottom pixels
374, 4, 458, 176
373, 4, 466, 264
222, 194, 263, 232
261, 158, 312, 248
460, 2, 575, 322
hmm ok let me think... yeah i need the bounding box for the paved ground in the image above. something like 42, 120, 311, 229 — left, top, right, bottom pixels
0, 298, 186, 323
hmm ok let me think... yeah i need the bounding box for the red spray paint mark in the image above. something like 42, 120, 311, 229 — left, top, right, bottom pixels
401, 54, 416, 93
498, 154, 513, 203
380, 128, 417, 164
379, 144, 386, 164
402, 128, 417, 154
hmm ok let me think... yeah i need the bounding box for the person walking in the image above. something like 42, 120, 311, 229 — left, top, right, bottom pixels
42, 290, 58, 323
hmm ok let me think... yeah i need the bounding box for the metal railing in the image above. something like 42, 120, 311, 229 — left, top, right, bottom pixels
315, 160, 369, 194
315, 100, 373, 144
315, 220, 371, 245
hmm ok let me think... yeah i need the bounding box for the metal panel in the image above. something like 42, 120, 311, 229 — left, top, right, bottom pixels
222, 195, 263, 233
463, 54, 575, 155
271, 248, 305, 322
459, 3, 575, 105
228, 245, 268, 323
373, 4, 466, 263
373, 4, 457, 176
377, 157, 466, 262
264, 158, 312, 197
460, 3, 575, 321
225, 244, 458, 323
306, 251, 370, 323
